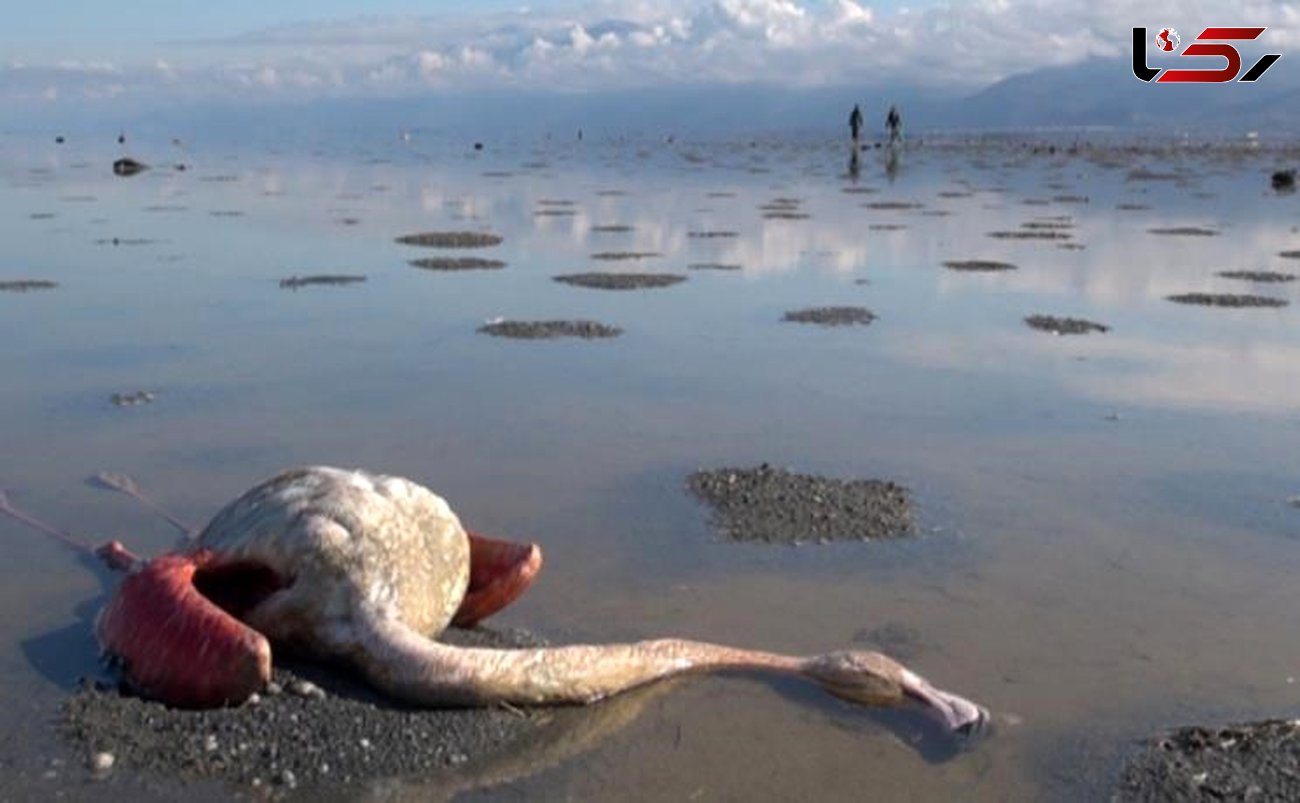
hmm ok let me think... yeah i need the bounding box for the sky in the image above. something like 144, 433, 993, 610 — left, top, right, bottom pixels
2, 0, 1297, 108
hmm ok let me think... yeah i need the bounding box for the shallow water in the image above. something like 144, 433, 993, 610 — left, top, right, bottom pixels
1, 130, 1299, 801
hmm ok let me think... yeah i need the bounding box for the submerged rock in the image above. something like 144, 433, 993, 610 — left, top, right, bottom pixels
112, 158, 148, 177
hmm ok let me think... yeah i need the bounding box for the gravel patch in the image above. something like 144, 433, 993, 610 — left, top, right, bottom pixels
478, 320, 623, 339
687, 464, 915, 544
589, 251, 661, 261
1166, 293, 1288, 308
62, 627, 552, 794
1024, 315, 1110, 335
943, 260, 1018, 272
395, 232, 503, 248
782, 306, 876, 326
553, 272, 686, 290
409, 258, 506, 272
864, 201, 923, 210
279, 275, 367, 290
1216, 270, 1296, 283
0, 280, 59, 292
986, 230, 1073, 240
688, 263, 742, 271
1148, 227, 1219, 237
110, 391, 156, 407
1116, 719, 1300, 802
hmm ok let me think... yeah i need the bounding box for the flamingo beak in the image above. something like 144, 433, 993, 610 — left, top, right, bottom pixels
451, 531, 544, 627
899, 668, 990, 739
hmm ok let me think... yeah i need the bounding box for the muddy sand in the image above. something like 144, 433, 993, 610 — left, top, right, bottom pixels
782, 306, 876, 327
1024, 315, 1110, 335
0, 280, 59, 292
553, 273, 686, 290
279, 275, 367, 290
1216, 270, 1296, 283
63, 627, 554, 794
687, 464, 915, 544
409, 257, 506, 272
395, 232, 503, 248
478, 320, 623, 339
943, 260, 1017, 273
1166, 293, 1289, 308
1116, 719, 1300, 802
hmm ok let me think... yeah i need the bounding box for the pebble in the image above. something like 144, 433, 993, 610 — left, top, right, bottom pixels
288, 679, 325, 700
91, 752, 115, 773
204, 735, 218, 752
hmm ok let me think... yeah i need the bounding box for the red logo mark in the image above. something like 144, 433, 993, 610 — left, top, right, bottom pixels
1132, 26, 1280, 83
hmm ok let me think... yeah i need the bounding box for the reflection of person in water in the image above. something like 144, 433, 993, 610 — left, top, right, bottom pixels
849, 104, 864, 143
886, 104, 902, 145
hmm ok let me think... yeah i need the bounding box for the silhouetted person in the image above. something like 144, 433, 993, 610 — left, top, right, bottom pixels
849, 104, 864, 143
886, 105, 902, 145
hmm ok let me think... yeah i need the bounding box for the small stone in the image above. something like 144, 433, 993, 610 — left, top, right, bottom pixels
359, 737, 371, 749
91, 752, 115, 773
246, 692, 261, 706
277, 769, 297, 788
204, 734, 218, 752
265, 681, 282, 695
288, 679, 325, 699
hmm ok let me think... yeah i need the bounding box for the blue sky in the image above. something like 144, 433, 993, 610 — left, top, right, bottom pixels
2, 1, 1293, 106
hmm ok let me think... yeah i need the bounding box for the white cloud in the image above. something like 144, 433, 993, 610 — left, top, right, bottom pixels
3, 0, 1297, 104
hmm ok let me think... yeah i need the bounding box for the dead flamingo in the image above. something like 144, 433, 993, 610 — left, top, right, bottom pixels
1, 466, 988, 737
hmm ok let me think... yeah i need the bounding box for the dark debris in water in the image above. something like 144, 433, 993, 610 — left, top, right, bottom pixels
1116, 719, 1300, 802
688, 263, 742, 271
478, 319, 623, 339
395, 231, 503, 248
554, 272, 686, 290
687, 464, 915, 544
409, 257, 506, 272
782, 306, 876, 326
1166, 293, 1288, 308
1024, 315, 1109, 335
279, 275, 367, 290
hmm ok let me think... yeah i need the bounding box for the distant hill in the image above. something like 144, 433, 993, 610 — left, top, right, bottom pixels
22, 55, 1300, 140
